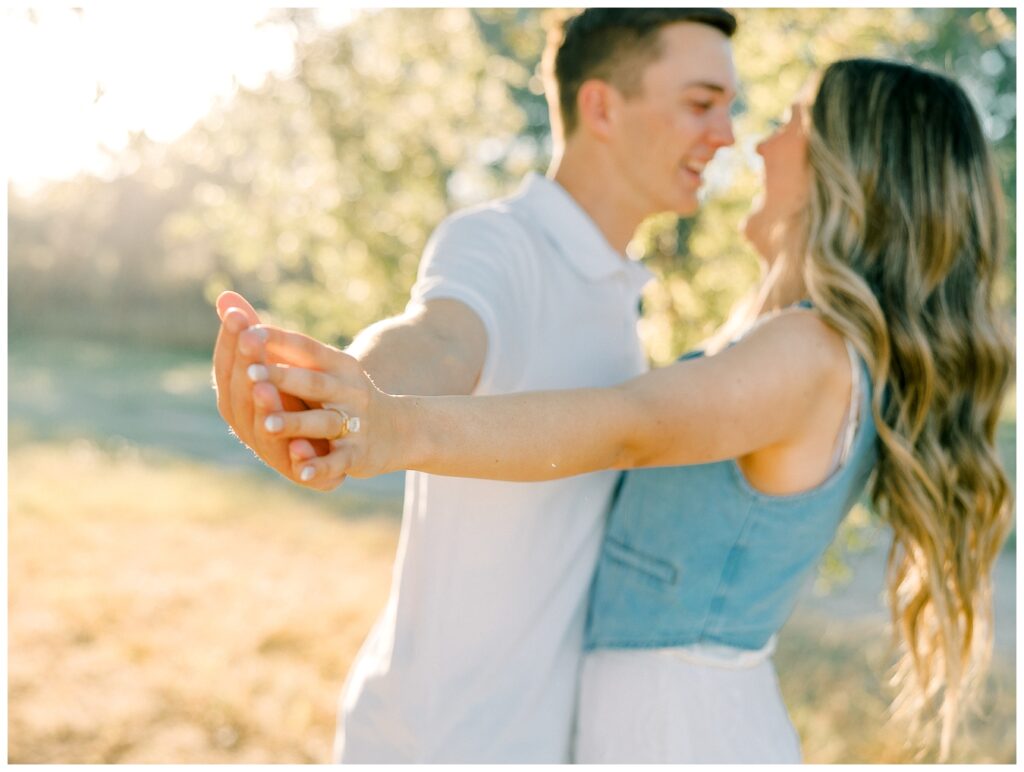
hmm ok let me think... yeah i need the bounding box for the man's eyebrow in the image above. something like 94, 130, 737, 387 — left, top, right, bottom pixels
681, 81, 735, 95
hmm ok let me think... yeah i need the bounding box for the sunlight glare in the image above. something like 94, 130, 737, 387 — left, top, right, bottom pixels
2, 6, 344, 192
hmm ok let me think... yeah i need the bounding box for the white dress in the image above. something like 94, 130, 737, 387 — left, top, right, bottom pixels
574, 643, 801, 763
573, 340, 862, 764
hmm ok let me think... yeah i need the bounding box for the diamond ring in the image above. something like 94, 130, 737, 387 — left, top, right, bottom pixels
323, 405, 361, 440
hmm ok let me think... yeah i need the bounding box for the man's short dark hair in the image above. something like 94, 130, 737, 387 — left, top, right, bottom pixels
545, 9, 737, 137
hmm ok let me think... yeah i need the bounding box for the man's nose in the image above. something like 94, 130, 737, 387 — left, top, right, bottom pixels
710, 112, 736, 149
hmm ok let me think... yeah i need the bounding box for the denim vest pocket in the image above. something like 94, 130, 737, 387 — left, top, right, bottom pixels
603, 536, 679, 585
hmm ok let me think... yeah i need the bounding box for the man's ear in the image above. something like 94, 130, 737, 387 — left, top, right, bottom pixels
576, 79, 619, 142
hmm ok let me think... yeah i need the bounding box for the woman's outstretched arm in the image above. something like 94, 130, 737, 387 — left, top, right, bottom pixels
248, 308, 849, 484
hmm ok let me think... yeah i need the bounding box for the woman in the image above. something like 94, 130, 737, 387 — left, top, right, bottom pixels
247, 59, 1013, 761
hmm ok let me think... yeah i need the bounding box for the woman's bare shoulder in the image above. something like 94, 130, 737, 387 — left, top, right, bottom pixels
732, 306, 852, 390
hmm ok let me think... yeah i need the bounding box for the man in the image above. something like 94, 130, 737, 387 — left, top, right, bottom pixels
213, 8, 738, 762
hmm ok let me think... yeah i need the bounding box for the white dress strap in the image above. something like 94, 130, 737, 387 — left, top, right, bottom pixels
825, 339, 861, 476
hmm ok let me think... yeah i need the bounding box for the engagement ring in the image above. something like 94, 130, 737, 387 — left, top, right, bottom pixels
324, 405, 361, 439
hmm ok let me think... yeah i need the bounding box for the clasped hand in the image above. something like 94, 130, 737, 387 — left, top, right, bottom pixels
213, 291, 395, 490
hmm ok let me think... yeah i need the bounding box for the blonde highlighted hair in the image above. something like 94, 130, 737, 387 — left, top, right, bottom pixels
801, 58, 1013, 759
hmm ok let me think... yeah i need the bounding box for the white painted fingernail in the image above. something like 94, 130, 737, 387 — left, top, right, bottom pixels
264, 415, 283, 433
300, 466, 316, 482
247, 364, 269, 382
254, 327, 269, 342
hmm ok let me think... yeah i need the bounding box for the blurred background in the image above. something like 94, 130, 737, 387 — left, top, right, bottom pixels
6, 6, 1015, 763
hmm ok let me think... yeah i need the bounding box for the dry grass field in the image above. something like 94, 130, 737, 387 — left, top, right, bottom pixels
9, 442, 396, 764
8, 441, 1015, 763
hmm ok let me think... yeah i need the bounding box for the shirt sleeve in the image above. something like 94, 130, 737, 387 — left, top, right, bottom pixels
407, 207, 535, 394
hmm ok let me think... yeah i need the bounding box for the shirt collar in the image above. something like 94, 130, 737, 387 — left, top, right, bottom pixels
515, 172, 653, 292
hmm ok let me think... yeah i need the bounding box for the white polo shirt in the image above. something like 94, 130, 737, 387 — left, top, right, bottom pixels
334, 173, 653, 762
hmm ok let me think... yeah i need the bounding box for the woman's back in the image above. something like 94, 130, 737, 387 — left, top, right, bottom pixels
584, 318, 878, 652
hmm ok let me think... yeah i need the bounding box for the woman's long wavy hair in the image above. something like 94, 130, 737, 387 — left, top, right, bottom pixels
799, 58, 1013, 759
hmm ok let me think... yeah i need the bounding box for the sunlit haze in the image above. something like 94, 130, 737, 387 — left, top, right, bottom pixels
2, 6, 357, 192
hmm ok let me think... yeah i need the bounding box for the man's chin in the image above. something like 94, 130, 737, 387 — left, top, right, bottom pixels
671, 194, 700, 218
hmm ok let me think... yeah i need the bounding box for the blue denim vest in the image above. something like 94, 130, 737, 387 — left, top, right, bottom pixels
584, 343, 878, 651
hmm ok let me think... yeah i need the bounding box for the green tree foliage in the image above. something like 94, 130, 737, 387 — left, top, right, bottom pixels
8, 8, 1015, 354
909, 8, 1016, 306
169, 8, 546, 345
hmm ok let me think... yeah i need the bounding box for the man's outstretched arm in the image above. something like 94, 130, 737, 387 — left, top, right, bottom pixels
335, 298, 487, 397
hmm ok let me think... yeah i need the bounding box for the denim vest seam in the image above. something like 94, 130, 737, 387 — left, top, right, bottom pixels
585, 630, 771, 651
701, 498, 756, 637
582, 555, 601, 644
602, 534, 679, 585
587, 637, 698, 651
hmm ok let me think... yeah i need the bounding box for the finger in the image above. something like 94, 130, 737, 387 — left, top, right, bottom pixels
290, 439, 340, 476
238, 325, 269, 359
252, 381, 334, 459
229, 324, 268, 443
216, 291, 260, 324
277, 389, 316, 414
217, 294, 302, 376
249, 381, 324, 482
249, 382, 286, 471
294, 445, 354, 490
216, 294, 261, 424
257, 325, 349, 371
239, 328, 325, 405
252, 380, 286, 420
291, 434, 344, 486
213, 307, 256, 427
297, 435, 333, 459
241, 331, 317, 414
262, 406, 350, 441
248, 362, 359, 407
289, 438, 318, 461
250, 380, 292, 473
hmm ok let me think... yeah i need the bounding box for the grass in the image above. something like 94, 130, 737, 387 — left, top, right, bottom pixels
8, 442, 398, 763
8, 441, 1015, 763
8, 332, 246, 464
776, 615, 1016, 763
